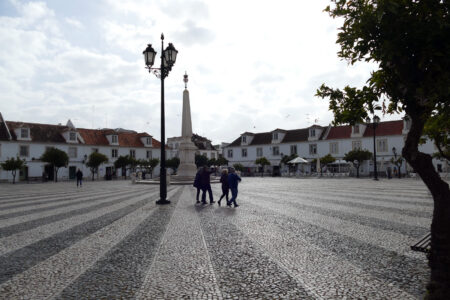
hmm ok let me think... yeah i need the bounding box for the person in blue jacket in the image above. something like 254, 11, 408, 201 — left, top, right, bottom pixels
227, 167, 241, 207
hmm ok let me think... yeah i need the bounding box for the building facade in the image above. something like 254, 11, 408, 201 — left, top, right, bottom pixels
223, 119, 446, 176
0, 113, 162, 182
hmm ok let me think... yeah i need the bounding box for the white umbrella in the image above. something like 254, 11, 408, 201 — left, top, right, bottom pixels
287, 157, 308, 164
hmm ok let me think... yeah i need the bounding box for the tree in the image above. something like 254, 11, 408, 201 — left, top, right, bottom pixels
148, 158, 160, 179
86, 152, 108, 180
216, 156, 229, 166
165, 157, 180, 173
319, 154, 336, 176
423, 109, 450, 161
343, 149, 372, 178
207, 158, 217, 167
114, 155, 130, 179
0, 157, 26, 184
316, 1, 450, 296
40, 147, 69, 182
233, 163, 244, 172
255, 157, 271, 177
195, 154, 208, 168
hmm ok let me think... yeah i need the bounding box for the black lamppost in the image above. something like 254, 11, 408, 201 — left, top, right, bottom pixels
366, 115, 380, 180
143, 34, 178, 205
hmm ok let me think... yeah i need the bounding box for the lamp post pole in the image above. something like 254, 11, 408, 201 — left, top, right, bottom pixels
143, 34, 178, 205
158, 35, 167, 204
367, 115, 380, 181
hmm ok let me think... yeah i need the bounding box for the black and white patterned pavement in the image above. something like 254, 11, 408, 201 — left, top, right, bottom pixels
0, 178, 432, 299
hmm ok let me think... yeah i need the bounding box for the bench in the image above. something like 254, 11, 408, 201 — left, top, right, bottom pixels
411, 233, 431, 253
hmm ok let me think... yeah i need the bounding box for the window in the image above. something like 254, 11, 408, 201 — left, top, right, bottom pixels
69, 132, 77, 141
272, 146, 279, 156
202, 152, 207, 157
377, 139, 388, 152
20, 145, 29, 157
352, 140, 362, 150
273, 132, 278, 140
211, 152, 215, 159
130, 149, 136, 158
330, 142, 339, 154
112, 135, 118, 143
242, 148, 247, 157
310, 128, 316, 137
290, 145, 297, 155
92, 148, 99, 153
146, 150, 152, 159
21, 128, 29, 138
228, 149, 233, 158
146, 137, 152, 145
256, 147, 263, 157
112, 149, 118, 158
353, 125, 360, 134
242, 136, 247, 143
68, 147, 77, 158
309, 144, 317, 155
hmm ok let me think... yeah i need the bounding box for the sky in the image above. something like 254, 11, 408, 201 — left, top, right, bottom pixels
0, 0, 402, 145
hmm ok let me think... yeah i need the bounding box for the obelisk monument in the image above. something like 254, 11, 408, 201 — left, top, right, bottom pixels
176, 72, 197, 178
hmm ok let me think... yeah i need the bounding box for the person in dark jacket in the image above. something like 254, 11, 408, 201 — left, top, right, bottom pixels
193, 169, 202, 203
227, 167, 241, 207
76, 169, 83, 187
200, 166, 214, 204
218, 169, 229, 206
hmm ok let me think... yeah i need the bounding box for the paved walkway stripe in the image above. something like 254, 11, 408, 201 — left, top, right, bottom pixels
54, 187, 183, 300
0, 188, 142, 219
0, 197, 160, 300
0, 189, 173, 285
0, 189, 151, 237
240, 196, 428, 297
0, 190, 159, 256
136, 186, 223, 300
198, 202, 312, 299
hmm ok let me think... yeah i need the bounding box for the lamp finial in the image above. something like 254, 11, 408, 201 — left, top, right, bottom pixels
183, 72, 188, 89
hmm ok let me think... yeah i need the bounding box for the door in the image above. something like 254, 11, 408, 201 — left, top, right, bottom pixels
19, 166, 28, 181
69, 166, 76, 180
45, 165, 54, 181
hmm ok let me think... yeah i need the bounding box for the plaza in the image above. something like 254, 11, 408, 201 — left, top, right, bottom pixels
0, 177, 432, 299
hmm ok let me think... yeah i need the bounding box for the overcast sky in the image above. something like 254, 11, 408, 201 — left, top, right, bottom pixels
0, 0, 402, 144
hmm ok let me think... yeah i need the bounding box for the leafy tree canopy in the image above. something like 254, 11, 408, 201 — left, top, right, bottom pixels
320, 154, 336, 165
0, 156, 26, 184
233, 163, 244, 172
41, 147, 69, 168
166, 157, 180, 170
86, 152, 108, 170
281, 154, 298, 165
114, 155, 130, 169
255, 157, 271, 166
343, 149, 372, 165
216, 156, 229, 166
195, 154, 208, 168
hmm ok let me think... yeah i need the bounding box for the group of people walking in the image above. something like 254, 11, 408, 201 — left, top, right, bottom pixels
193, 166, 242, 208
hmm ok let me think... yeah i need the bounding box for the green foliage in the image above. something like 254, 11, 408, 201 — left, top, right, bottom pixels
423, 107, 449, 161
114, 155, 130, 170
233, 163, 244, 172
0, 157, 26, 184
216, 156, 229, 166
207, 158, 217, 167
195, 154, 208, 168
165, 157, 180, 171
86, 152, 108, 180
281, 154, 298, 165
255, 157, 271, 167
320, 154, 336, 165
344, 149, 373, 178
40, 147, 69, 182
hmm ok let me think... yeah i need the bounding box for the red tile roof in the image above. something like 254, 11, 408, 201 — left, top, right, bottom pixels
6, 121, 68, 143
77, 128, 110, 145
326, 125, 352, 140
363, 120, 403, 137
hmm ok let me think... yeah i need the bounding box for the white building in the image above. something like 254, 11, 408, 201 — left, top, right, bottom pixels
0, 113, 162, 183
224, 119, 446, 177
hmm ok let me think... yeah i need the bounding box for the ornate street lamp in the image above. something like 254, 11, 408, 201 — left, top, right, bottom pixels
366, 115, 380, 180
143, 34, 178, 205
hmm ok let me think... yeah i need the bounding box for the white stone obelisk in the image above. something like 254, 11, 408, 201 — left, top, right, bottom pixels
176, 72, 197, 178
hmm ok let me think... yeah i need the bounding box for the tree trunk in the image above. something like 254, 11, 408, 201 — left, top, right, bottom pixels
356, 165, 360, 178
12, 170, 16, 184
403, 112, 450, 299
54, 168, 58, 182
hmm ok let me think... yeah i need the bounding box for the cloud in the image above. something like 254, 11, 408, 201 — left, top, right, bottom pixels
173, 20, 214, 46
65, 17, 83, 29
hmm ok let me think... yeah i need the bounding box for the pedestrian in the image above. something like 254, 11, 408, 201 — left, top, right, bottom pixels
200, 165, 214, 204
218, 168, 229, 206
227, 167, 241, 208
193, 168, 202, 203
76, 168, 83, 187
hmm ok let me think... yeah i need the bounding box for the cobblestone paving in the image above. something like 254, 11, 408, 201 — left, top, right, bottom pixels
0, 178, 433, 299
